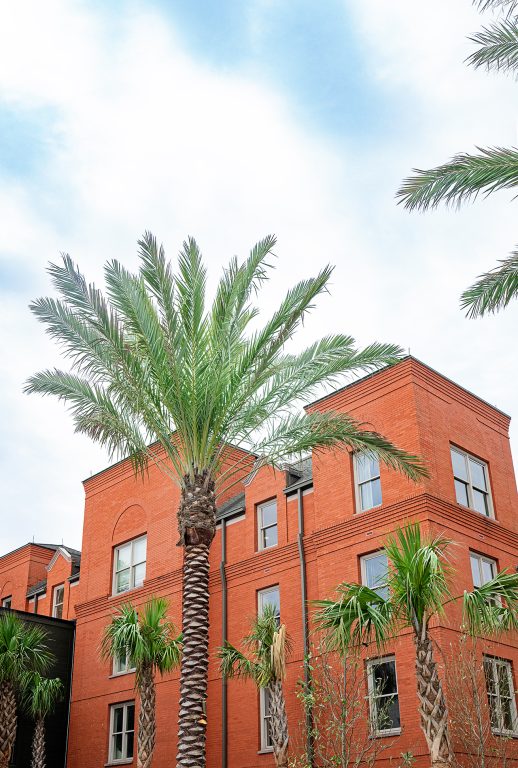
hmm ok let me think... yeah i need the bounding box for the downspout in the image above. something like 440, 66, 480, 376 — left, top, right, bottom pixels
220, 518, 228, 768
296, 487, 314, 765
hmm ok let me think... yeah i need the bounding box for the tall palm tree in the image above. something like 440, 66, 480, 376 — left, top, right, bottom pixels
101, 598, 182, 768
315, 523, 518, 768
0, 613, 52, 768
25, 232, 425, 767
397, 0, 518, 317
218, 606, 291, 767
23, 673, 64, 768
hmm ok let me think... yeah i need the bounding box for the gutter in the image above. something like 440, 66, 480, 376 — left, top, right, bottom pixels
296, 487, 314, 765
220, 518, 228, 768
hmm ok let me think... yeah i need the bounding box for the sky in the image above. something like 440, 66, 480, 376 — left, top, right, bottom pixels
0, 0, 517, 553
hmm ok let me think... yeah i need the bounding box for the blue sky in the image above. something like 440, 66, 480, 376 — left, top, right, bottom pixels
0, 0, 517, 552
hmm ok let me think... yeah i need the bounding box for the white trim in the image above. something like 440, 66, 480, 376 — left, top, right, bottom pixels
354, 454, 382, 513
360, 551, 389, 599
258, 585, 280, 620
259, 687, 273, 752
257, 500, 278, 551
112, 535, 147, 596
46, 546, 72, 572
450, 446, 494, 518
108, 701, 135, 763
366, 656, 401, 737
483, 656, 518, 736
52, 584, 65, 618
112, 651, 136, 676
215, 513, 245, 529
470, 552, 497, 588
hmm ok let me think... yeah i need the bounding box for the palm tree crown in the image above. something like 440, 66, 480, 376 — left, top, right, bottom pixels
23, 673, 63, 720
397, 0, 518, 317
0, 613, 52, 687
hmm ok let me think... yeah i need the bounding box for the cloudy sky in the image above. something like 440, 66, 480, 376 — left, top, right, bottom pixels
1, 0, 517, 553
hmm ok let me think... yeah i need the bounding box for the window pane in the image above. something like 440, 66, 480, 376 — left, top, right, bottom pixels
133, 562, 146, 588
113, 706, 124, 733
451, 449, 468, 481
356, 454, 380, 483
470, 555, 481, 588
126, 704, 135, 733
378, 695, 401, 731
262, 525, 278, 549
113, 733, 123, 759
484, 660, 496, 695
373, 661, 397, 695
260, 502, 277, 528
364, 554, 388, 598
473, 489, 489, 516
481, 559, 495, 585
133, 537, 146, 564
116, 569, 130, 593
454, 479, 469, 507
497, 664, 512, 699
259, 588, 280, 618
360, 478, 382, 511
126, 732, 134, 758
469, 459, 487, 491
116, 544, 131, 572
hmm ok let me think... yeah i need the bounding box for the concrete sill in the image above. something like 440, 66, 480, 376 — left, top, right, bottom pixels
257, 748, 274, 755
104, 761, 133, 767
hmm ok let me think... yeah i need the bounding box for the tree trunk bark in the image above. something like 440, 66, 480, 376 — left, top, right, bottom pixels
414, 632, 454, 767
176, 472, 216, 768
0, 680, 17, 768
31, 717, 46, 768
269, 680, 289, 768
138, 662, 156, 768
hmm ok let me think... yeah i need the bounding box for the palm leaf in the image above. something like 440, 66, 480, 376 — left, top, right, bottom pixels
460, 250, 518, 316
463, 570, 518, 635
467, 18, 518, 73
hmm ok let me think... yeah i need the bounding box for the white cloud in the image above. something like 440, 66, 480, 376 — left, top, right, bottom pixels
0, 0, 516, 552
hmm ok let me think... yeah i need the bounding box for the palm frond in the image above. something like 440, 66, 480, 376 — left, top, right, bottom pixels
460, 250, 518, 316
467, 19, 518, 73
0, 614, 52, 685
217, 643, 259, 682
397, 147, 518, 210
314, 583, 393, 656
22, 673, 64, 719
474, 0, 518, 13
463, 570, 518, 635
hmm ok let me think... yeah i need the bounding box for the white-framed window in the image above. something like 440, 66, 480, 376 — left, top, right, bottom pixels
109, 701, 135, 762
257, 500, 278, 551
354, 454, 382, 512
258, 586, 280, 622
470, 552, 497, 588
451, 447, 493, 517
483, 657, 518, 736
113, 650, 136, 676
52, 584, 64, 619
367, 656, 401, 736
1, 596, 12, 609
113, 535, 147, 595
361, 551, 389, 600
260, 687, 273, 751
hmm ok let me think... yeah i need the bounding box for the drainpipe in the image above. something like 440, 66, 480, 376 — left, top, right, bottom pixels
220, 519, 228, 768
296, 487, 314, 765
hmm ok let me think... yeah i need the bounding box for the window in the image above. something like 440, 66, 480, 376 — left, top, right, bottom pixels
109, 702, 135, 762
354, 454, 382, 512
258, 586, 280, 622
113, 536, 147, 595
257, 500, 278, 551
52, 585, 64, 619
361, 552, 389, 600
260, 687, 273, 751
484, 657, 518, 736
451, 447, 493, 517
1, 596, 12, 609
367, 657, 401, 736
470, 552, 497, 588
113, 650, 136, 676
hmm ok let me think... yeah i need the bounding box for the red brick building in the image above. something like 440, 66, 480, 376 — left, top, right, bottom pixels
3, 357, 518, 766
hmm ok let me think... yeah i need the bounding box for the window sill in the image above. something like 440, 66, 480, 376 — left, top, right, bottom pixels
370, 728, 401, 739
104, 760, 133, 767
109, 585, 145, 600
456, 502, 494, 520
257, 748, 274, 754
109, 671, 136, 679
257, 545, 278, 554
491, 729, 518, 739
355, 504, 382, 514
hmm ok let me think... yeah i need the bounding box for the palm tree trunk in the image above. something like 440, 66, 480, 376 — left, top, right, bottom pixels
31, 717, 46, 768
269, 680, 289, 768
176, 472, 216, 768
138, 662, 156, 768
0, 680, 17, 768
414, 632, 454, 767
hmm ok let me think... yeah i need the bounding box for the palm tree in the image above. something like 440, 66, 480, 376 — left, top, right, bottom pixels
0, 613, 52, 768
23, 673, 64, 768
397, 0, 518, 317
101, 598, 182, 768
315, 522, 518, 768
218, 606, 291, 767
25, 232, 426, 767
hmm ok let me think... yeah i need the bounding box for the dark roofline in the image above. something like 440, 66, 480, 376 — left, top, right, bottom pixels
306, 356, 510, 419
68, 573, 80, 584
26, 580, 47, 598
0, 542, 59, 561
283, 477, 313, 494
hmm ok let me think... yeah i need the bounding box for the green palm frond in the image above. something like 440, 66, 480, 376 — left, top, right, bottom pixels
101, 598, 181, 684
22, 673, 63, 719
0, 614, 52, 686
474, 0, 518, 13
467, 19, 518, 73
217, 643, 259, 682
314, 583, 393, 655
460, 251, 518, 316
397, 147, 518, 211
463, 570, 518, 635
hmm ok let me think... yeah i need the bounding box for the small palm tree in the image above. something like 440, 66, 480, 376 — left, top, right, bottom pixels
26, 232, 426, 767
218, 606, 291, 767
0, 613, 52, 768
316, 523, 518, 768
23, 673, 64, 768
397, 0, 518, 317
101, 597, 181, 768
